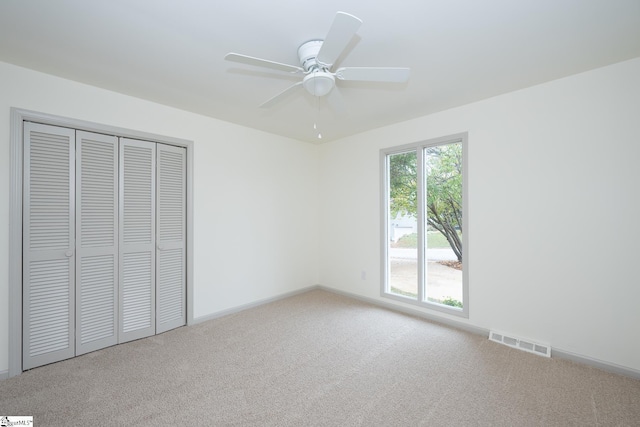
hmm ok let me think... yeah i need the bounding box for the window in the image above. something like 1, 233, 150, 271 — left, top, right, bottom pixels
381, 134, 467, 317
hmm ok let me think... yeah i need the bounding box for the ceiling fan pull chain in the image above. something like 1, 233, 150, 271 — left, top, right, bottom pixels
315, 92, 322, 139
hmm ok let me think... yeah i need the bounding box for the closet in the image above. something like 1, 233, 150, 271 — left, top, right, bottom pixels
22, 122, 186, 370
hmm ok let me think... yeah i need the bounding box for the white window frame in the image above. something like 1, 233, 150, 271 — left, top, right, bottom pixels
380, 133, 468, 318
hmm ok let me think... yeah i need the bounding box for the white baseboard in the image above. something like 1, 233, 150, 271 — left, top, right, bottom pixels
191, 285, 320, 325
551, 348, 640, 380
9, 284, 632, 382
316, 285, 640, 380
316, 285, 488, 337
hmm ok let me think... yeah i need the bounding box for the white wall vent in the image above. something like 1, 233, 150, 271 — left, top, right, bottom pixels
489, 330, 551, 358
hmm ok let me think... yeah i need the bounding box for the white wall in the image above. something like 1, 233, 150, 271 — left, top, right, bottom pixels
318, 58, 640, 373
0, 61, 320, 373
3, 57, 639, 376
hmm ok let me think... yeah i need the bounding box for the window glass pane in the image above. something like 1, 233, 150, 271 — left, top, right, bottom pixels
388, 151, 418, 299
424, 142, 463, 308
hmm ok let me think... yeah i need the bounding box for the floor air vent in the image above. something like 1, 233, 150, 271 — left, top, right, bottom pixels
489, 330, 551, 358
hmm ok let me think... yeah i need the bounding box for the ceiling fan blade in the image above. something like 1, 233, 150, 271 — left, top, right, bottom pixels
225, 53, 303, 73
259, 81, 303, 108
316, 12, 362, 68
335, 67, 411, 83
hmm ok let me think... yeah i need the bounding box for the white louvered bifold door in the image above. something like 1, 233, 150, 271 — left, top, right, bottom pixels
119, 138, 156, 343
23, 122, 76, 370
156, 144, 186, 334
75, 131, 119, 355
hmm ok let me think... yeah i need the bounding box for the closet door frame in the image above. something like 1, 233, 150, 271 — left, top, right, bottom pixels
8, 108, 194, 378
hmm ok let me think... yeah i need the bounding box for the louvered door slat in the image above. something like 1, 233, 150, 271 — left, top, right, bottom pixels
158, 248, 184, 321
119, 138, 156, 343
23, 122, 75, 370
77, 254, 116, 348
156, 144, 186, 333
27, 259, 71, 357
121, 252, 152, 333
75, 131, 119, 356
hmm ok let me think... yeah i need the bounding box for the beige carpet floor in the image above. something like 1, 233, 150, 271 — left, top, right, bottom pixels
1, 289, 639, 426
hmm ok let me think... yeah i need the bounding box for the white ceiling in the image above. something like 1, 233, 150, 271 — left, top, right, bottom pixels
1, 0, 639, 143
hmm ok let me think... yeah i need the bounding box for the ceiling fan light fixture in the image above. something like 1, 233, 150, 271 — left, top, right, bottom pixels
303, 71, 335, 97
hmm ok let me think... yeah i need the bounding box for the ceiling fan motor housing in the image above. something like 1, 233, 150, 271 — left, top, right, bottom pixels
298, 40, 335, 97
298, 40, 325, 71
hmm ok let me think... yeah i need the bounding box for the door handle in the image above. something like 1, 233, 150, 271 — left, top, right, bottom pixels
157, 244, 165, 250
65, 250, 73, 257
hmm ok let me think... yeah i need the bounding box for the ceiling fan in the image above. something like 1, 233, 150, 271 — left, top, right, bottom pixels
225, 11, 410, 108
